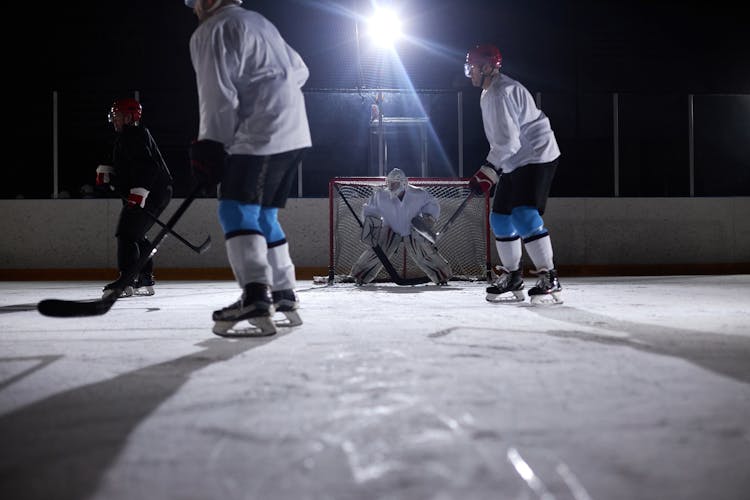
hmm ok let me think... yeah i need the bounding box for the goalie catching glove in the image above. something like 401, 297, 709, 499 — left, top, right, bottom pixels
189, 139, 226, 185
469, 163, 499, 196
361, 215, 383, 247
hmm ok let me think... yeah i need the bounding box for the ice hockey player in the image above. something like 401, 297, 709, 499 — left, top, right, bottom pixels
465, 43, 563, 305
351, 168, 453, 285
185, 0, 311, 336
96, 98, 173, 298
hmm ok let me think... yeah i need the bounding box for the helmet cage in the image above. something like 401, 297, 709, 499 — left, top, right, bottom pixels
386, 168, 408, 197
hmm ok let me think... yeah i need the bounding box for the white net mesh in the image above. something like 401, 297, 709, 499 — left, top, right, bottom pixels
329, 177, 491, 283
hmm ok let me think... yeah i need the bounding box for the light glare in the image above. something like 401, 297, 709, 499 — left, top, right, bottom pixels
367, 8, 402, 48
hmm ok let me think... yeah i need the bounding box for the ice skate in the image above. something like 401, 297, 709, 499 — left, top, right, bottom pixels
102, 274, 134, 299
486, 266, 525, 303
212, 283, 277, 337
133, 272, 155, 296
528, 269, 563, 305
272, 289, 303, 327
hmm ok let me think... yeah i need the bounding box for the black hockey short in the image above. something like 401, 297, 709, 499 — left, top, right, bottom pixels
219, 148, 308, 208
492, 157, 559, 216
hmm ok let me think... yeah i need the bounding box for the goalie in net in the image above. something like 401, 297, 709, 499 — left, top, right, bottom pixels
351, 168, 452, 285
329, 173, 490, 284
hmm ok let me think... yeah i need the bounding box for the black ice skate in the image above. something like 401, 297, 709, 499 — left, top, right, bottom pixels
486, 266, 525, 303
527, 268, 563, 305
133, 272, 156, 296
102, 274, 135, 299
272, 289, 303, 327
212, 282, 277, 337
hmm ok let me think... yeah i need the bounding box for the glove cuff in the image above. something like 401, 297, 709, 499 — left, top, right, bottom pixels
128, 187, 150, 208
479, 164, 499, 183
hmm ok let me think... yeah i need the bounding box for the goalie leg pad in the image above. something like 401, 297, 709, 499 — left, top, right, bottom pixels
361, 215, 383, 247
351, 247, 383, 284
405, 233, 453, 284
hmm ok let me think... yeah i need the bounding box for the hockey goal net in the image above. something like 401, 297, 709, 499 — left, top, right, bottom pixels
328, 177, 491, 283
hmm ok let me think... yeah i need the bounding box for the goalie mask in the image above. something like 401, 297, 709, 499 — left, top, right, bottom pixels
386, 168, 408, 198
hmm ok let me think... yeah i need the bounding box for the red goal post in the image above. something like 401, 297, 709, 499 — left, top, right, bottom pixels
327, 177, 492, 283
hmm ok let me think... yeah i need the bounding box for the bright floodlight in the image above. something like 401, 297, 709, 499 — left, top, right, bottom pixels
367, 7, 403, 48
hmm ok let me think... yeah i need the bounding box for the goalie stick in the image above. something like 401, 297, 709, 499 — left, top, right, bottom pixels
334, 183, 430, 286
411, 190, 476, 246
119, 195, 211, 254
37, 183, 205, 318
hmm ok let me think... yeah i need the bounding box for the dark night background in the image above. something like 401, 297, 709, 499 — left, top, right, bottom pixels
7, 0, 749, 198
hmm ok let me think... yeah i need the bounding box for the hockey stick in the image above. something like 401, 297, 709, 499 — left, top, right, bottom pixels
411, 190, 476, 245
119, 195, 211, 254
334, 183, 430, 286
37, 184, 205, 317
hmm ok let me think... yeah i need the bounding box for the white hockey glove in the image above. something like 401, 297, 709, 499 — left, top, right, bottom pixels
95, 164, 114, 188
361, 215, 383, 247
126, 187, 149, 209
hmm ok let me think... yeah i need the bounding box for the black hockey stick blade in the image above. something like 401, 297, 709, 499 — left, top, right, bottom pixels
333, 183, 429, 286
38, 295, 118, 318
37, 184, 204, 318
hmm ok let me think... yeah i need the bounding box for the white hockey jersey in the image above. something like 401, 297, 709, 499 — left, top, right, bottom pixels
362, 185, 440, 237
481, 74, 560, 173
189, 5, 312, 156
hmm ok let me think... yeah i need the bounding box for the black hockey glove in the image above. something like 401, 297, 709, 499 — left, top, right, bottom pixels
189, 139, 226, 186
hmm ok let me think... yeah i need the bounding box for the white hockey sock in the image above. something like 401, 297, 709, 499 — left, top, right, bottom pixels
267, 242, 297, 291
225, 234, 272, 287
496, 237, 522, 271
523, 233, 555, 271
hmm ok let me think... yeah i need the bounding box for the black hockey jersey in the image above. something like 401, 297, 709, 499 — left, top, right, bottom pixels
111, 124, 173, 199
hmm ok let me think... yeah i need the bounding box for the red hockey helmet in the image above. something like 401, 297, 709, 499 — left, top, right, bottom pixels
108, 98, 142, 123
465, 44, 502, 77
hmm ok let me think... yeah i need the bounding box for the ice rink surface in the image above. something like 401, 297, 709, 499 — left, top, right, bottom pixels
1, 275, 749, 500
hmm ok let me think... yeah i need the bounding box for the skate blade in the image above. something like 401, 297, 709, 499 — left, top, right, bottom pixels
486, 290, 525, 304
212, 316, 277, 337
102, 286, 134, 299
529, 292, 563, 306
132, 287, 155, 296
275, 310, 302, 327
